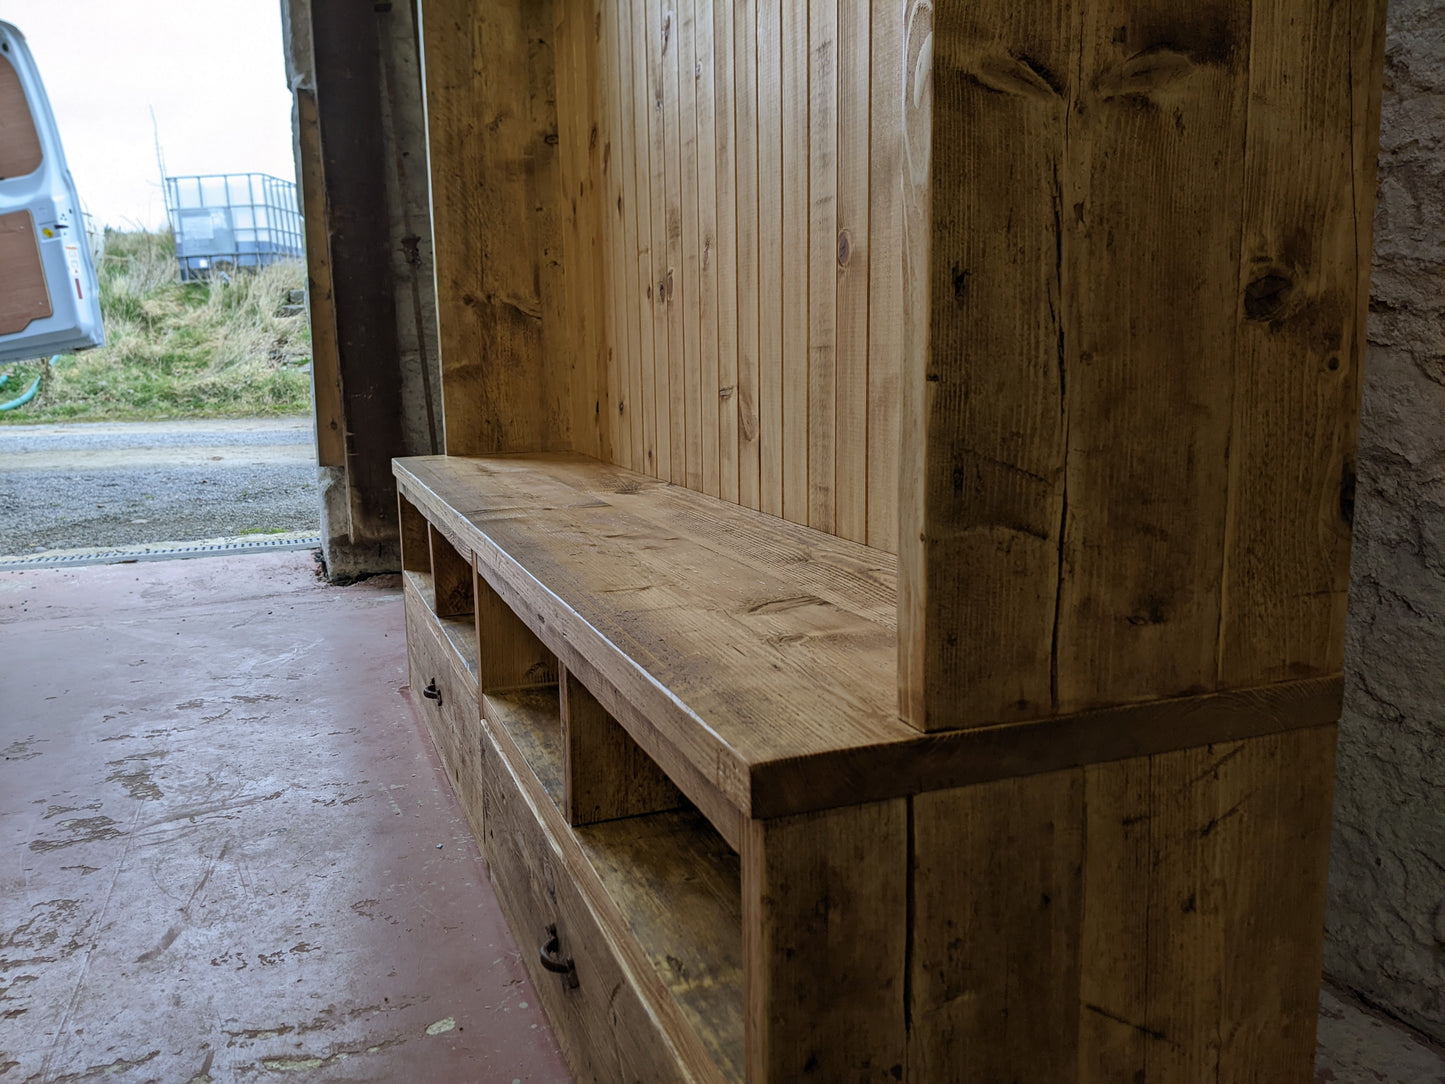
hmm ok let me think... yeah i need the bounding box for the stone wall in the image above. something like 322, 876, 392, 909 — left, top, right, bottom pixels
1326, 0, 1445, 1043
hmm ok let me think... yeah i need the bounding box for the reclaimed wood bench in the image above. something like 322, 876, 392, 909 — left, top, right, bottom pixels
395, 452, 1345, 1082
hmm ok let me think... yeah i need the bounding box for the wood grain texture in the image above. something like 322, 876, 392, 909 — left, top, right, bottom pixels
1218, 0, 1386, 687
421, 0, 562, 456
693, 2, 722, 498
780, 0, 810, 525
482, 672, 742, 1082
398, 455, 1343, 824
398, 492, 430, 573
554, 0, 610, 463
835, 0, 870, 545
806, 0, 839, 532
679, 0, 704, 492
479, 722, 714, 1081
911, 726, 1339, 1082
866, 0, 903, 554
0, 53, 42, 180
475, 566, 558, 695
645, 0, 672, 478
900, 0, 1383, 730
910, 771, 1084, 1081
294, 88, 345, 468
0, 211, 50, 338
756, 0, 785, 518
600, 0, 633, 471
562, 662, 684, 826
743, 800, 907, 1081
733, 0, 762, 510
713, 0, 741, 505
428, 522, 473, 617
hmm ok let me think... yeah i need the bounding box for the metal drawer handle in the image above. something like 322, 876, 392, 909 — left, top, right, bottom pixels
422, 679, 442, 705
539, 923, 578, 988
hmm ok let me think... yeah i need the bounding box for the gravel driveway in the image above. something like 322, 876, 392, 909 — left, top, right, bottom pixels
0, 418, 319, 556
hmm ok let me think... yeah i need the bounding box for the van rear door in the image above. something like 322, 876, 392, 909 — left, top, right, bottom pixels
0, 20, 103, 365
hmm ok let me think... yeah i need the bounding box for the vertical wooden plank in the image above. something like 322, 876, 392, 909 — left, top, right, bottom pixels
294, 88, 346, 468
561, 662, 683, 826
834, 2, 870, 544
662, 0, 688, 483
910, 772, 1085, 1081
865, 0, 902, 553
555, 0, 610, 463
645, 0, 672, 478
807, 0, 839, 532
734, 0, 763, 510
1054, 1, 1252, 713
421, 0, 548, 455
628, 0, 658, 475
899, 0, 1070, 729
429, 524, 473, 617
756, 0, 785, 518
743, 800, 907, 1081
679, 0, 704, 491
1216, 727, 1339, 1080
780, 0, 810, 524
1077, 756, 1152, 1080
695, 2, 722, 498
1218, 0, 1382, 687
714, 0, 741, 505
601, 0, 634, 470
523, 2, 573, 454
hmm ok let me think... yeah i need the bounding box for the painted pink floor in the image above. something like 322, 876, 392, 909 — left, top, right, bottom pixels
0, 553, 571, 1082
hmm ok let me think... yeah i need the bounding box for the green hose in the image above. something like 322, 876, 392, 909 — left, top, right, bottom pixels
0, 356, 54, 411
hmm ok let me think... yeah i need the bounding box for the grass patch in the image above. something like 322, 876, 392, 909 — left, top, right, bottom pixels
0, 230, 312, 424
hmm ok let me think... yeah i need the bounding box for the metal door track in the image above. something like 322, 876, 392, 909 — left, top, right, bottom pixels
0, 535, 322, 569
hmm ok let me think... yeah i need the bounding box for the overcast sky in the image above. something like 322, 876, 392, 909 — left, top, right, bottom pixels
2, 1, 294, 229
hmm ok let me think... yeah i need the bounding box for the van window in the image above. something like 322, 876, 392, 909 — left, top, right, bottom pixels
0, 50, 43, 180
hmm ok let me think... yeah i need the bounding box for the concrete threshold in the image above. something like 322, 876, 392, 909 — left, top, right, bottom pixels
0, 533, 324, 569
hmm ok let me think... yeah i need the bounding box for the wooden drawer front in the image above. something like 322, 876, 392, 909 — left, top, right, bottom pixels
480, 724, 687, 1083
406, 594, 483, 841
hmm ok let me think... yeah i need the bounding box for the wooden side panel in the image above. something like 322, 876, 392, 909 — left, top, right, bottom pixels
562, 663, 683, 826
1219, 0, 1386, 686
429, 522, 473, 617
909, 728, 1338, 1082
398, 492, 430, 574
0, 53, 42, 180
422, 0, 559, 456
475, 567, 559, 694
0, 211, 50, 337
743, 800, 908, 1081
901, 0, 1382, 729
1055, 0, 1251, 713
900, 0, 1071, 729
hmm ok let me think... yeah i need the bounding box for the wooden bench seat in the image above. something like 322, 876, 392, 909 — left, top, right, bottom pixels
394, 452, 1339, 837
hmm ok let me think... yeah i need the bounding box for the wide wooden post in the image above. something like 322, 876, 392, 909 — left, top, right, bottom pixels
899, 0, 1388, 733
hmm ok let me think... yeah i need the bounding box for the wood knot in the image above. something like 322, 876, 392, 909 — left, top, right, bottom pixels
1244, 271, 1294, 321
837, 230, 852, 267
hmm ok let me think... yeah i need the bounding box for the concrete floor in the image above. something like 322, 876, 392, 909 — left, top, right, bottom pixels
0, 553, 568, 1082
2, 552, 1439, 1083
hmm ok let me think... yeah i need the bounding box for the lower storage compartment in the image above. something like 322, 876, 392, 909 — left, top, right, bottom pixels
481, 725, 696, 1082
404, 572, 483, 840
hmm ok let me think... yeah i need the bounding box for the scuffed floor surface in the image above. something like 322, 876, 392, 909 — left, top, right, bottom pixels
0, 553, 570, 1082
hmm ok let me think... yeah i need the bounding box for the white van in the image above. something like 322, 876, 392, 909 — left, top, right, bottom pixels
0, 20, 104, 365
